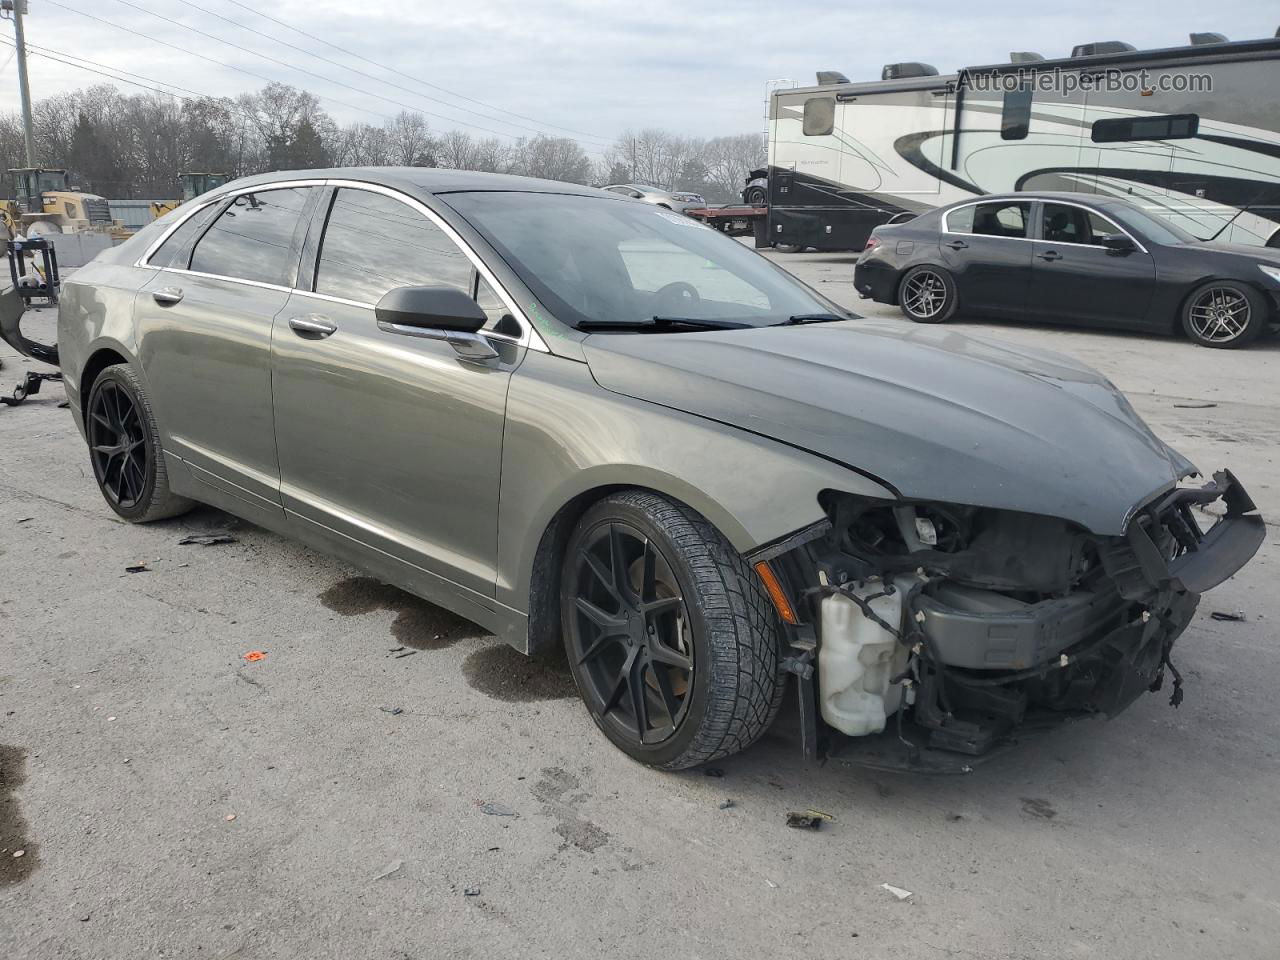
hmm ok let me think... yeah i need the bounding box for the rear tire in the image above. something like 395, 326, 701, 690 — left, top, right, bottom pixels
560, 491, 786, 770
86, 363, 193, 522
898, 265, 958, 324
1181, 280, 1267, 348
744, 186, 767, 207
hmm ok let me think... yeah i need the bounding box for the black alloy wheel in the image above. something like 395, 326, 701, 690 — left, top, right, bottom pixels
567, 520, 695, 746
89, 376, 150, 511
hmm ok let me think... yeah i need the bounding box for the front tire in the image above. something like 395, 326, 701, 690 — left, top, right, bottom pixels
86, 363, 193, 522
898, 265, 958, 323
1181, 281, 1267, 348
560, 491, 786, 770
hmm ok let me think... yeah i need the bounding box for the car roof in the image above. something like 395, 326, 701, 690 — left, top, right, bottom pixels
215, 166, 609, 198
943, 191, 1132, 210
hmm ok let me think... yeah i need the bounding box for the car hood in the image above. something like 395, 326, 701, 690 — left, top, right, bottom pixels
582, 320, 1195, 535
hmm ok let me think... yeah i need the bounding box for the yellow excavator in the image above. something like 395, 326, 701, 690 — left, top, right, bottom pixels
0, 168, 122, 240
149, 172, 232, 220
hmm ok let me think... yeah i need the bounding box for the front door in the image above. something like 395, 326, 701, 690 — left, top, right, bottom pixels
270, 185, 522, 600
1028, 201, 1156, 326
135, 185, 319, 512
939, 199, 1035, 314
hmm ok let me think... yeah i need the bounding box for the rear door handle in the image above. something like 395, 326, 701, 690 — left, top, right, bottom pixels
1038, 250, 1062, 261
152, 286, 183, 306
944, 239, 968, 250
288, 315, 337, 338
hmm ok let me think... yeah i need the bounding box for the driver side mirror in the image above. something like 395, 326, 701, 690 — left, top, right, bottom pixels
374, 285, 498, 361
1100, 233, 1136, 255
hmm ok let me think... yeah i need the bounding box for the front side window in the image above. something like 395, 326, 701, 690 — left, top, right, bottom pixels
313, 188, 472, 304
1042, 203, 1126, 246
803, 97, 835, 136
148, 201, 222, 269
188, 187, 313, 285
445, 191, 845, 330
971, 201, 1031, 238
1001, 87, 1033, 140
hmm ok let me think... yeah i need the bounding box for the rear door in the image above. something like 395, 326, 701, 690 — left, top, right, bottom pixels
1028, 201, 1156, 326
270, 184, 523, 601
135, 184, 320, 515
938, 199, 1035, 314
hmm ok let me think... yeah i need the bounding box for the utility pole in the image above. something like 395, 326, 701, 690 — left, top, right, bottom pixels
8, 0, 36, 166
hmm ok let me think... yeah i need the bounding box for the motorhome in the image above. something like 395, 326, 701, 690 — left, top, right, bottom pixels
761, 31, 1280, 251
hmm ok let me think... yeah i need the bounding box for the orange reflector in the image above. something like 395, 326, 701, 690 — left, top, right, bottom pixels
754, 561, 799, 625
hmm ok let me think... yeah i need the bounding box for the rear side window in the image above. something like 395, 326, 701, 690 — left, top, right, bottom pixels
944, 205, 975, 233
147, 201, 222, 269
1091, 113, 1199, 143
189, 187, 313, 285
313, 188, 472, 303
1001, 88, 1033, 140
803, 97, 835, 136
971, 201, 1031, 238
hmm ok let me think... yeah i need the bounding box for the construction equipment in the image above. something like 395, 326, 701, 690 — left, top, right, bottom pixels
0, 168, 119, 240
149, 171, 232, 219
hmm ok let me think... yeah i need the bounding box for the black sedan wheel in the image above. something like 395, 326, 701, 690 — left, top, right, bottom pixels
1181, 281, 1266, 348
87, 364, 192, 522
561, 491, 786, 769
744, 185, 767, 207
899, 265, 958, 323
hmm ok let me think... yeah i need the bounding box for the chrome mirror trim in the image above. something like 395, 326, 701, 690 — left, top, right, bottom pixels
376, 321, 501, 361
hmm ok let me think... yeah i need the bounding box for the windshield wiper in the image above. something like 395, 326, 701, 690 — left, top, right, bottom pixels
773, 313, 848, 326
578, 316, 754, 332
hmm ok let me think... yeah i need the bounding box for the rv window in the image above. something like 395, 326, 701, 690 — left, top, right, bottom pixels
803, 97, 835, 136
1091, 114, 1199, 143
1001, 88, 1033, 141
970, 201, 1031, 239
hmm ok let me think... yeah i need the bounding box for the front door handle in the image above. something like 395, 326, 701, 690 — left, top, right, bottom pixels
152, 286, 183, 306
944, 239, 968, 250
1038, 250, 1062, 262
288, 315, 337, 338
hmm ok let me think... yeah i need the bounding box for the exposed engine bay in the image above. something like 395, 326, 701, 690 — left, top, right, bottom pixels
762, 471, 1264, 761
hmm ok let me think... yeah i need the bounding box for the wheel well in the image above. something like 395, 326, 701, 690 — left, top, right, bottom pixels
526, 483, 652, 657
79, 348, 127, 420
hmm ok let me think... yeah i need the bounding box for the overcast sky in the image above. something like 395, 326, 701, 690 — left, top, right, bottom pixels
0, 0, 1275, 157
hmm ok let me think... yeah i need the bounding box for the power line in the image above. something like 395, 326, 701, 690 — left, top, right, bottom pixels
42, 0, 395, 124
94, 0, 604, 155
168, 0, 612, 147
218, 0, 611, 144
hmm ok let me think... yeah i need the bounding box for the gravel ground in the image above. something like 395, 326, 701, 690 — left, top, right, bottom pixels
1, 254, 1278, 960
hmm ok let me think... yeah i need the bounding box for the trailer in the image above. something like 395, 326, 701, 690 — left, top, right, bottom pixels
684, 204, 768, 240
762, 29, 1280, 251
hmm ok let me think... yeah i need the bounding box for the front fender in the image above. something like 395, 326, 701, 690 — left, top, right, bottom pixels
496, 350, 894, 614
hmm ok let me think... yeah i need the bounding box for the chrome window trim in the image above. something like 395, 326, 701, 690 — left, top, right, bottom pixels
941, 197, 1148, 254
134, 176, 548, 353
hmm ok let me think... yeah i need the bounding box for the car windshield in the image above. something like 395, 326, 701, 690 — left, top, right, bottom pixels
445, 191, 846, 330
1107, 203, 1203, 244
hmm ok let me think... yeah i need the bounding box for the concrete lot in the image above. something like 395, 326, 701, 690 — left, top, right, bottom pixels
2, 253, 1279, 960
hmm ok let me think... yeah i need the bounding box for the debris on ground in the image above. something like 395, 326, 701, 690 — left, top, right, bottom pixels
1173, 402, 1217, 409
224, 814, 236, 822
804, 808, 835, 822
178, 533, 238, 546
785, 812, 823, 830
880, 883, 913, 901
378, 706, 404, 716
478, 801, 518, 817
1210, 610, 1247, 622
372, 859, 403, 881
394, 650, 419, 659
718, 799, 735, 810
12, 849, 25, 858
704, 767, 724, 778
463, 885, 481, 896
124, 563, 150, 574
16, 517, 32, 523
946, 812, 964, 822
242, 651, 267, 663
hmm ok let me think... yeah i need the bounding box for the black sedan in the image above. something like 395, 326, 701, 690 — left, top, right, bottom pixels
854, 192, 1280, 348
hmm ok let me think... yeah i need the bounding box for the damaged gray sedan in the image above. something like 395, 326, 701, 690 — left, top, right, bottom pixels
46, 168, 1263, 769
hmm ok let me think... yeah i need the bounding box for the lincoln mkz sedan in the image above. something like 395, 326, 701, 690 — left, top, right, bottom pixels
855, 192, 1280, 348
45, 169, 1263, 769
